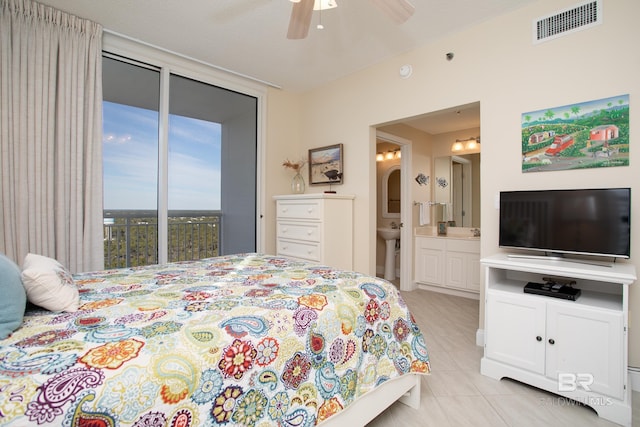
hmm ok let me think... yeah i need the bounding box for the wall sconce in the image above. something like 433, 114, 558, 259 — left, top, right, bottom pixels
376, 152, 384, 162
451, 137, 480, 152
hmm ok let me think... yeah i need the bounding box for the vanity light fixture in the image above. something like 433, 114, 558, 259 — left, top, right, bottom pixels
451, 141, 464, 152
465, 138, 479, 150
377, 149, 401, 161
451, 137, 480, 152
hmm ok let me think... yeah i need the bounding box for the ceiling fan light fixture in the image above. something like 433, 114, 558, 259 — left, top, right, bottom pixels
313, 0, 337, 10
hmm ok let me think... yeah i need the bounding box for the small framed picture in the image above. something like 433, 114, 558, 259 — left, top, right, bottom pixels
309, 144, 343, 185
437, 221, 448, 236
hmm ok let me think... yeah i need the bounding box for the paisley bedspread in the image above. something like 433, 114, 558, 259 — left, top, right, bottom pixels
0, 254, 430, 426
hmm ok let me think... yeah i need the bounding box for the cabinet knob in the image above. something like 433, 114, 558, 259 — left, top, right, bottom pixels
536, 336, 542, 342
307, 208, 313, 213
548, 338, 555, 345
282, 228, 288, 233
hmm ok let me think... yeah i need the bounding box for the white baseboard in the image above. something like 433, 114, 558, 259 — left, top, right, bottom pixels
629, 367, 640, 392
476, 328, 485, 347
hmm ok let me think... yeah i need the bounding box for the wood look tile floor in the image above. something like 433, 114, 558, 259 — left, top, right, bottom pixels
367, 287, 640, 427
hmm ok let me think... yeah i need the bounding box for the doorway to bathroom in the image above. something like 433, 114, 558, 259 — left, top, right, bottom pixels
376, 131, 412, 291
373, 101, 480, 293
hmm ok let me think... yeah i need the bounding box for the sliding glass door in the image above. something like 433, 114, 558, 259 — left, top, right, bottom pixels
102, 55, 257, 268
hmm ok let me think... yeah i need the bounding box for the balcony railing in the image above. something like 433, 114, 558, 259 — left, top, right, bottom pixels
103, 210, 220, 269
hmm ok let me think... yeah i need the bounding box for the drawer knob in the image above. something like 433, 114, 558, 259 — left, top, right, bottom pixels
307, 208, 313, 213
282, 228, 288, 233
282, 246, 288, 250
548, 338, 555, 345
307, 230, 312, 235
536, 336, 542, 342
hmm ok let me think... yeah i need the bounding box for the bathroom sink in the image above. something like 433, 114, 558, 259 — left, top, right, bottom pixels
378, 228, 400, 281
377, 227, 400, 241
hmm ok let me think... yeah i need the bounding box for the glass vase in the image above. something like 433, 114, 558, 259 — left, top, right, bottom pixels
291, 171, 305, 194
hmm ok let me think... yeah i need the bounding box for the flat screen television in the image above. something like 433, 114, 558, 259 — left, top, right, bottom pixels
499, 188, 631, 259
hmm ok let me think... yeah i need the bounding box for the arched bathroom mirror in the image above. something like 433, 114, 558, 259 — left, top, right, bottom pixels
382, 165, 401, 218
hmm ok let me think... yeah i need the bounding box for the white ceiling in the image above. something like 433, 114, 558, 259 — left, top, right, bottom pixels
37, 0, 536, 134
40, 0, 535, 92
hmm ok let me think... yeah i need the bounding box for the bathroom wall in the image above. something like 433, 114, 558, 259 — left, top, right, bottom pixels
375, 127, 433, 276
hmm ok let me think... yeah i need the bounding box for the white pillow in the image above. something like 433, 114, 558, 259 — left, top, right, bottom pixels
21, 253, 79, 312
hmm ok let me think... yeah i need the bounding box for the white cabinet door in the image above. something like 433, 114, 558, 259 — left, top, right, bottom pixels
466, 253, 481, 291
445, 251, 481, 291
485, 291, 546, 375
546, 302, 624, 400
415, 237, 444, 285
445, 251, 465, 288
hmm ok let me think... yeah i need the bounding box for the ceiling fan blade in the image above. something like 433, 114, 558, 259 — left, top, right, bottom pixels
287, 0, 314, 39
369, 0, 415, 24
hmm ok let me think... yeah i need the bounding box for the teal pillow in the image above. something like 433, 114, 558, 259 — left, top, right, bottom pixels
0, 253, 26, 339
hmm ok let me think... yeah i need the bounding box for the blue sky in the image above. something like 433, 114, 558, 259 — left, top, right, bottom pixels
103, 101, 221, 210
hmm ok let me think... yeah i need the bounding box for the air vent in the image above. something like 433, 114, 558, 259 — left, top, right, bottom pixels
533, 0, 602, 44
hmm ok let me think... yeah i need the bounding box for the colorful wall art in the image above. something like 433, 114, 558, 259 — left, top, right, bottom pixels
521, 94, 629, 173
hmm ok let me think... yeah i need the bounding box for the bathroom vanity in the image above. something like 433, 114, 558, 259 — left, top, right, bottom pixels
414, 229, 480, 298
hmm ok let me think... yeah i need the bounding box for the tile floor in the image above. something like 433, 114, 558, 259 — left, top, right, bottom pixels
366, 287, 640, 427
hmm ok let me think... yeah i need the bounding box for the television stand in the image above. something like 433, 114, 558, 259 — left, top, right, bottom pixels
481, 253, 637, 427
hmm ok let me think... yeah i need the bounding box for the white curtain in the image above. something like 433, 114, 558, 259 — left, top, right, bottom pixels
0, 0, 104, 272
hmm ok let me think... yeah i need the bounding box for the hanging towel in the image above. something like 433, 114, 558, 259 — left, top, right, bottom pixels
419, 202, 430, 226
446, 203, 454, 221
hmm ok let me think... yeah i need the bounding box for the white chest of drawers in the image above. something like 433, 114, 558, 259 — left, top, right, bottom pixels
274, 194, 354, 270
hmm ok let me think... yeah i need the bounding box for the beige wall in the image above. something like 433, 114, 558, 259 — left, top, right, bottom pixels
265, 0, 640, 365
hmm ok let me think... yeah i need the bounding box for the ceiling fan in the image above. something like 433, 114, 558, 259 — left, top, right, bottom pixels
287, 0, 415, 40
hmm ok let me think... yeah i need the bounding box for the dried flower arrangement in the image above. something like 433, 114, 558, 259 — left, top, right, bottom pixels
282, 159, 306, 172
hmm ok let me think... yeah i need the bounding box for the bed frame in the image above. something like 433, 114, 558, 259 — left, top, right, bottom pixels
318, 373, 422, 426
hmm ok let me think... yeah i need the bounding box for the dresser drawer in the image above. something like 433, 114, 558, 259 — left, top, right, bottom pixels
276, 201, 321, 220
277, 221, 320, 242
277, 239, 320, 262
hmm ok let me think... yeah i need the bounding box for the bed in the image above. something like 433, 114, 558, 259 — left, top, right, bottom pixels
0, 253, 429, 426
